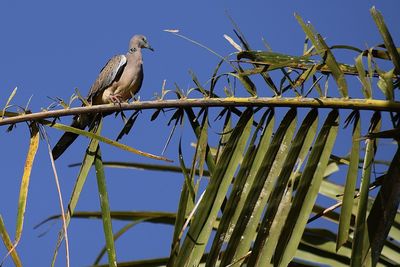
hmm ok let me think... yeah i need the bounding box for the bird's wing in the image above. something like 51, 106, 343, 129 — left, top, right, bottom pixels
87, 54, 127, 102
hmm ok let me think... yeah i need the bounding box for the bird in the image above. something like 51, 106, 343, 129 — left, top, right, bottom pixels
52, 35, 153, 160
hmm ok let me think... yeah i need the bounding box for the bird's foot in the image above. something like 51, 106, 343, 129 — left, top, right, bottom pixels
109, 94, 123, 104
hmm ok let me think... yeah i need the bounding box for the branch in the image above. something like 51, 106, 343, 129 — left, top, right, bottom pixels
0, 97, 399, 126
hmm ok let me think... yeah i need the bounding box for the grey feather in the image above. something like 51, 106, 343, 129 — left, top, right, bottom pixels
87, 55, 127, 103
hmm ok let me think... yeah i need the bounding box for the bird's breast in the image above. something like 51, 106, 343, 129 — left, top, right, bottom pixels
114, 62, 143, 99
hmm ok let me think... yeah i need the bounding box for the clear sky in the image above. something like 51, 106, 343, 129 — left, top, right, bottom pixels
0, 1, 398, 266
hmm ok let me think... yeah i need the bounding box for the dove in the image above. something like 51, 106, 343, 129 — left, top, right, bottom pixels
52, 35, 153, 160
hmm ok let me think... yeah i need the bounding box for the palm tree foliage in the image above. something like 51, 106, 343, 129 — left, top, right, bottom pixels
1, 7, 399, 267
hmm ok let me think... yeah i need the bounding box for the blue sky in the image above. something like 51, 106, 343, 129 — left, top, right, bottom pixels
0, 1, 398, 266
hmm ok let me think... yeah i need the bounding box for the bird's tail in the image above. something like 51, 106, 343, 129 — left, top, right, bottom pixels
52, 114, 94, 160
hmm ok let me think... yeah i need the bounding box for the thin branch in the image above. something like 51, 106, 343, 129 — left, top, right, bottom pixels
68, 161, 211, 177
307, 175, 383, 223
0, 97, 400, 126
41, 126, 70, 267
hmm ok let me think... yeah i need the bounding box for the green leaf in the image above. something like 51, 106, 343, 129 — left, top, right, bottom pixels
274, 109, 339, 266
175, 108, 253, 267
313, 176, 400, 246
296, 229, 350, 267
150, 109, 162, 121
94, 221, 140, 265
179, 140, 196, 203
66, 122, 102, 218
94, 146, 117, 267
2, 87, 17, 119
228, 15, 279, 95
221, 108, 297, 266
37, 211, 180, 226
311, 75, 324, 97
362, 47, 400, 61
355, 53, 372, 99
350, 112, 381, 267
52, 120, 103, 266
227, 71, 257, 97
367, 144, 400, 265
248, 108, 319, 265
337, 111, 361, 250
210, 109, 274, 266
377, 68, 395, 100
0, 215, 22, 267
167, 140, 196, 267
209, 59, 225, 96
189, 70, 208, 96
14, 123, 39, 249
184, 107, 216, 175
330, 45, 363, 53
196, 110, 208, 178
294, 65, 318, 90
295, 14, 348, 98
42, 119, 171, 162
71, 161, 211, 177
215, 108, 232, 162
206, 144, 257, 266
237, 51, 314, 66
163, 108, 183, 155
370, 6, 400, 74
238, 50, 361, 79
116, 110, 140, 141
254, 172, 294, 267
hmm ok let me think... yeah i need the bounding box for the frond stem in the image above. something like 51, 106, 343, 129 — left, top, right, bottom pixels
0, 97, 399, 126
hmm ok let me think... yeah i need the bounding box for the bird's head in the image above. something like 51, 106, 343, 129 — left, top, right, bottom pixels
129, 35, 154, 52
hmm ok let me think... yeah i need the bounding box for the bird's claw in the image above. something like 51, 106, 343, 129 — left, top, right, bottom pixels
109, 94, 123, 104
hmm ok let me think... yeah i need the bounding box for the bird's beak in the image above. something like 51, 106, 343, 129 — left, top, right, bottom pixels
146, 44, 154, 51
